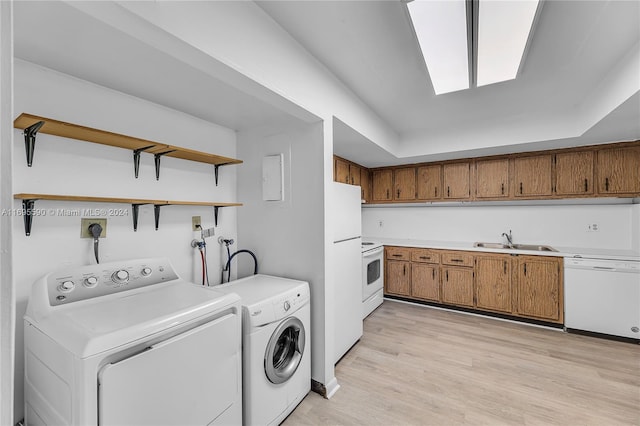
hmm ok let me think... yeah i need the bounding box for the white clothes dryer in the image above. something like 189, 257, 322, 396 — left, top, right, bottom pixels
216, 275, 310, 426
24, 258, 242, 426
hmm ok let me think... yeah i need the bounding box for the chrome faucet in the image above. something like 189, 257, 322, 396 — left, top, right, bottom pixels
502, 230, 514, 248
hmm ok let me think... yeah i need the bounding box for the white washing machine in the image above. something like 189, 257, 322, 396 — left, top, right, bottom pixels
216, 275, 310, 426
23, 258, 242, 426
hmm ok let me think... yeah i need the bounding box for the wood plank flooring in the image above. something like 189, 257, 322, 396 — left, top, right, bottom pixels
284, 300, 640, 425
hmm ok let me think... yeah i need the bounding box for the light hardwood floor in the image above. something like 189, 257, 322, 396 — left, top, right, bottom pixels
284, 300, 640, 425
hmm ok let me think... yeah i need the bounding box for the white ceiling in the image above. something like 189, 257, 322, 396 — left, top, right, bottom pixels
259, 0, 640, 167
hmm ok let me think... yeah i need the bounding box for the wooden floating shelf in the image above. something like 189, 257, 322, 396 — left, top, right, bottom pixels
13, 113, 242, 183
14, 193, 242, 236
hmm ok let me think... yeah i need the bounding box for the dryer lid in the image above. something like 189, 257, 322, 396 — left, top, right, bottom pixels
25, 282, 239, 358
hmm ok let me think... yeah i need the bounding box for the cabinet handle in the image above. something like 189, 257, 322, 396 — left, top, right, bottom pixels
605, 177, 609, 191
447, 186, 450, 197
501, 183, 504, 195
520, 182, 523, 194
504, 261, 507, 274
392, 254, 403, 257
386, 189, 390, 199
397, 189, 400, 198
420, 256, 430, 260
432, 269, 435, 279
451, 259, 464, 263
435, 187, 438, 197
584, 179, 588, 192
446, 270, 449, 281
524, 263, 527, 276
403, 264, 406, 275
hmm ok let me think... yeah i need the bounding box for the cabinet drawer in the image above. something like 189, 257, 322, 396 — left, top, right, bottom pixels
386, 246, 411, 261
441, 251, 474, 267
411, 249, 440, 264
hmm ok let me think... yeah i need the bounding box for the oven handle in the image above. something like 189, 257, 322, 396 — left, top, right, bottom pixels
363, 247, 384, 258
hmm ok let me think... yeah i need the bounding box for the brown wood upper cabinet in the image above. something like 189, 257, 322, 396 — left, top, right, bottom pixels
394, 167, 416, 201
513, 154, 553, 197
360, 168, 371, 202
350, 163, 361, 186
596, 145, 640, 194
416, 165, 442, 200
554, 151, 594, 196
443, 162, 470, 199
476, 159, 509, 199
334, 157, 351, 184
372, 169, 393, 201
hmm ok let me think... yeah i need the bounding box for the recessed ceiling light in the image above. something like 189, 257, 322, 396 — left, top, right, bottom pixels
407, 0, 540, 94
477, 0, 539, 87
407, 0, 470, 95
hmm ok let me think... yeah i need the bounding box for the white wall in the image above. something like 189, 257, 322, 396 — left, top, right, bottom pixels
11, 60, 238, 421
0, 1, 14, 424
236, 120, 336, 389
363, 203, 636, 251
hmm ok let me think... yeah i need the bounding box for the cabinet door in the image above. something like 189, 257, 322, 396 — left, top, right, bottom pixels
443, 162, 470, 199
555, 151, 594, 196
335, 157, 350, 184
513, 154, 553, 197
411, 263, 440, 302
372, 170, 393, 201
394, 168, 416, 201
476, 159, 509, 199
515, 256, 562, 322
597, 145, 640, 194
475, 255, 511, 313
385, 260, 410, 296
360, 168, 371, 202
441, 266, 474, 307
416, 165, 442, 200
350, 164, 361, 186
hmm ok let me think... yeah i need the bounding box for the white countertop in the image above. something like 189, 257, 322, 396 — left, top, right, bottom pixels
369, 237, 640, 262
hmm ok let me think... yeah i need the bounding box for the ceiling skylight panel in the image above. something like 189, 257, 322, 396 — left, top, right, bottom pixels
408, 0, 470, 95
476, 0, 539, 87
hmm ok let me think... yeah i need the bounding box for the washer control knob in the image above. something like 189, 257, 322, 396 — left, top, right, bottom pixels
84, 276, 99, 288
283, 300, 291, 312
59, 281, 75, 292
141, 267, 152, 277
112, 270, 129, 283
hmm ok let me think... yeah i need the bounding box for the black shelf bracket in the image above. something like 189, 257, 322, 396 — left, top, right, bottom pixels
131, 204, 144, 232
21, 199, 36, 236
214, 206, 221, 227
23, 121, 45, 167
213, 163, 232, 186
132, 145, 155, 178
153, 204, 167, 230
153, 150, 176, 180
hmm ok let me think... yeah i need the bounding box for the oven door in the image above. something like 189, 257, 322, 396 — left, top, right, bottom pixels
362, 247, 384, 301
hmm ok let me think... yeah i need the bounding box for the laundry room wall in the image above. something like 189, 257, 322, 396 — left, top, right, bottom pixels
11, 59, 239, 420
236, 119, 333, 390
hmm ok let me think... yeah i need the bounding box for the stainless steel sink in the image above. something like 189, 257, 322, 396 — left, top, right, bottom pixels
474, 242, 557, 252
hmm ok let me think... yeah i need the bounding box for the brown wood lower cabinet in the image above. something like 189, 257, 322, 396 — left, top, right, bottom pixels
475, 254, 512, 314
384, 246, 564, 324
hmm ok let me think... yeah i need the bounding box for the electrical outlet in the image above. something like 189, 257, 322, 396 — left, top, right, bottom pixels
192, 216, 202, 231
587, 223, 599, 232
378, 220, 384, 228
81, 218, 107, 238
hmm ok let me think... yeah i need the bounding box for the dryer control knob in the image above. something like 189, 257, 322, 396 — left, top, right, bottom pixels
283, 300, 291, 311
141, 267, 152, 276
59, 281, 75, 292
112, 270, 129, 283
84, 276, 98, 288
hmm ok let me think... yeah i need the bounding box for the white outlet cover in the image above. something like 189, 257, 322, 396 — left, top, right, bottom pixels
262, 154, 284, 201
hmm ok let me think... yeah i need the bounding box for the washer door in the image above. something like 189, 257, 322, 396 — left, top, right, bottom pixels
264, 316, 305, 384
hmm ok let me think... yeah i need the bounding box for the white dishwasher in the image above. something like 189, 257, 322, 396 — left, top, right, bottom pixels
564, 257, 640, 339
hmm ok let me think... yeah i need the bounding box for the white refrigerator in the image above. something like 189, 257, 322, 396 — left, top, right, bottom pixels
331, 183, 363, 363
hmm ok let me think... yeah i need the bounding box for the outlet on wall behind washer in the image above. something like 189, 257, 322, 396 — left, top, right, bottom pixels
192, 216, 202, 231
81, 218, 107, 238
